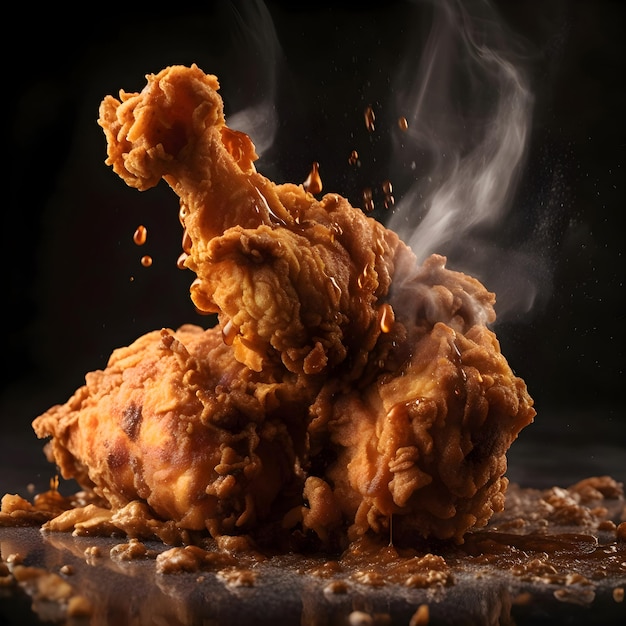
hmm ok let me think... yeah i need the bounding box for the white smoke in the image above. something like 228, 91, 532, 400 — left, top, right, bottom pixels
388, 0, 545, 320
390, 0, 532, 253
225, 0, 281, 156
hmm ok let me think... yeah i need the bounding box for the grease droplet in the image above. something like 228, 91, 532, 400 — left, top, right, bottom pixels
182, 230, 192, 254
303, 162, 323, 195
380, 303, 394, 333
222, 319, 239, 346
140, 255, 152, 267
362, 187, 374, 213
133, 225, 147, 246
364, 105, 375, 132
177, 252, 188, 270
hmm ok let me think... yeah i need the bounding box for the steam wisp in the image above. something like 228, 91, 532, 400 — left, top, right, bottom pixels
225, 0, 282, 157
389, 0, 544, 320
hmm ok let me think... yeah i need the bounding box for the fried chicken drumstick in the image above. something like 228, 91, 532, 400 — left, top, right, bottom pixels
33, 65, 535, 546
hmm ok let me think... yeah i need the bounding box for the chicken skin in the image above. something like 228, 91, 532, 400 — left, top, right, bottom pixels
33, 65, 535, 546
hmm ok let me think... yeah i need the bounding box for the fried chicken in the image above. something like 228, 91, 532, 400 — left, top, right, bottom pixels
32, 65, 535, 546
34, 325, 312, 537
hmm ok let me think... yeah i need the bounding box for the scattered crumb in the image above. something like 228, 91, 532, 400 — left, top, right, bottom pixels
110, 538, 154, 561
217, 567, 256, 588
5, 553, 23, 566
553, 587, 596, 606
67, 594, 94, 617
83, 546, 102, 565
349, 610, 373, 626
512, 592, 533, 606
409, 604, 430, 626
323, 579, 349, 595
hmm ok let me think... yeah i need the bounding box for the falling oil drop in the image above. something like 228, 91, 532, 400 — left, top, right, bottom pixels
133, 225, 147, 246
222, 319, 239, 346
362, 187, 374, 213
357, 264, 372, 290
182, 230, 192, 254
303, 162, 323, 195
398, 117, 409, 131
364, 105, 375, 132
140, 255, 152, 267
348, 150, 359, 166
379, 303, 394, 333
382, 180, 394, 210
177, 252, 189, 270
179, 203, 189, 226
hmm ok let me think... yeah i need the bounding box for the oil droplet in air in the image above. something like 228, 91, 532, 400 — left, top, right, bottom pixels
362, 187, 374, 213
179, 203, 189, 226
379, 303, 394, 333
177, 252, 188, 270
303, 162, 323, 195
348, 150, 359, 166
364, 105, 375, 132
357, 264, 373, 290
222, 319, 239, 346
133, 225, 147, 246
140, 255, 152, 267
382, 180, 394, 209
182, 230, 192, 254
398, 117, 409, 131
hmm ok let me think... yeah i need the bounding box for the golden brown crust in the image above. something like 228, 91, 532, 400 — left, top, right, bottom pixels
33, 326, 306, 536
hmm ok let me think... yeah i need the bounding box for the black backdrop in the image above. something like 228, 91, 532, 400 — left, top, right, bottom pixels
2, 1, 624, 490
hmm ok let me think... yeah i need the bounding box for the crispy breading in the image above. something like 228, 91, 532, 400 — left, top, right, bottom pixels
34, 325, 307, 536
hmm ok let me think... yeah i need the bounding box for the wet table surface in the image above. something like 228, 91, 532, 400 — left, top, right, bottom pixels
1, 410, 625, 626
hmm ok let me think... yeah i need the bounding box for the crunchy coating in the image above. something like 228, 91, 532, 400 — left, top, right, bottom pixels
34, 325, 309, 536
33, 65, 535, 546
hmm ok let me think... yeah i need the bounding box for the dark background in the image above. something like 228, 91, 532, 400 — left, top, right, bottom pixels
2, 0, 624, 492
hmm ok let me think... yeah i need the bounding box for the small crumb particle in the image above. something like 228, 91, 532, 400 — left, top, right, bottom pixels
323, 579, 349, 595
84, 546, 102, 564
218, 567, 256, 588
349, 610, 373, 626
60, 564, 74, 576
598, 520, 616, 531
512, 592, 533, 606
616, 522, 626, 541
67, 594, 94, 617
6, 553, 23, 566
409, 604, 429, 626
565, 573, 591, 586
553, 587, 596, 605
613, 587, 624, 603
